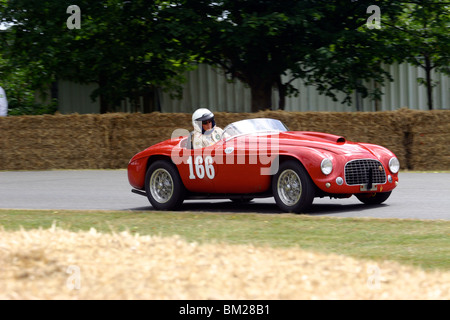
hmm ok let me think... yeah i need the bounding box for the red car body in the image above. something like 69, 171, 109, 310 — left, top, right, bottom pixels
128, 118, 399, 213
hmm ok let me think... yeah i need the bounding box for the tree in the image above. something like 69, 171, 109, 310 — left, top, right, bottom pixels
0, 53, 56, 115
383, 1, 450, 110
160, 0, 403, 112
0, 0, 196, 113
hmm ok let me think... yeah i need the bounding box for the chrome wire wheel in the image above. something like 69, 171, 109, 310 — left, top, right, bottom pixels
277, 169, 302, 206
149, 168, 174, 203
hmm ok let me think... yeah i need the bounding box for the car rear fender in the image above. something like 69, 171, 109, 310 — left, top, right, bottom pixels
146, 154, 173, 171
128, 154, 179, 190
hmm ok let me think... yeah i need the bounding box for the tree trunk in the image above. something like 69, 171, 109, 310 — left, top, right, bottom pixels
99, 73, 110, 114
276, 76, 286, 110
100, 96, 109, 114
142, 86, 157, 113
249, 79, 273, 113
424, 55, 433, 110
374, 81, 381, 112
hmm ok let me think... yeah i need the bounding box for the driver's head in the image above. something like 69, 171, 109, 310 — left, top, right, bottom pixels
192, 108, 216, 133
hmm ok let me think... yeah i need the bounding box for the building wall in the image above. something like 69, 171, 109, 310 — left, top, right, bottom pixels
57, 63, 450, 114
58, 80, 100, 114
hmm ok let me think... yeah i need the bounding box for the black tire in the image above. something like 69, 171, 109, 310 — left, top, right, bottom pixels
355, 191, 392, 205
145, 160, 186, 210
272, 160, 315, 213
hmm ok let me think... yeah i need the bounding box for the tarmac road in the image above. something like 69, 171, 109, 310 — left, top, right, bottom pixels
0, 170, 448, 220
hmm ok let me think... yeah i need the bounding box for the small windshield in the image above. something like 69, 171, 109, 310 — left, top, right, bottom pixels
222, 118, 288, 140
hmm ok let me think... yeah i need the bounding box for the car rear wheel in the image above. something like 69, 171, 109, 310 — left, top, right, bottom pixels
145, 160, 186, 210
355, 191, 392, 205
272, 160, 315, 213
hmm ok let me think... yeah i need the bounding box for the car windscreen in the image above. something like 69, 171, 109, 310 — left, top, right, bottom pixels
222, 118, 288, 140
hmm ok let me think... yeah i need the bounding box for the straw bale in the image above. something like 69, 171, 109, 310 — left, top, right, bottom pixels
0, 227, 448, 300
0, 110, 449, 171
409, 133, 450, 170
407, 110, 450, 134
403, 110, 450, 170
217, 110, 407, 166
0, 114, 108, 170
104, 113, 192, 168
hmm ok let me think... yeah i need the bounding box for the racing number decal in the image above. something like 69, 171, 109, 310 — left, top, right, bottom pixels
187, 156, 215, 180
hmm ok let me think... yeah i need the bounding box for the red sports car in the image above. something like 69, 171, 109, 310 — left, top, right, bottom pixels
128, 118, 399, 213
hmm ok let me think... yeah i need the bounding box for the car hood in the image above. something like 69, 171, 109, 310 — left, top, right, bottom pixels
277, 131, 374, 156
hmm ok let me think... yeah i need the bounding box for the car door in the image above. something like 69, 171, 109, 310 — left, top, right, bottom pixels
211, 135, 275, 194
172, 140, 216, 193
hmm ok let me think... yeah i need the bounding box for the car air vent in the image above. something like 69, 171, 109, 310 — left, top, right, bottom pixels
345, 159, 386, 185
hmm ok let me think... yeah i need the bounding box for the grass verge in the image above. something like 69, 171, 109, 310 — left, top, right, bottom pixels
0, 209, 448, 271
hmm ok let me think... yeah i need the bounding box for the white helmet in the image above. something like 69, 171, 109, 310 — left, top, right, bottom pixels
192, 108, 216, 133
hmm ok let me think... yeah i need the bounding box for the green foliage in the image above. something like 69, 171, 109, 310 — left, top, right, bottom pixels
159, 0, 404, 111
382, 1, 450, 110
7, 101, 58, 116
0, 0, 197, 113
1, 1, 448, 113
0, 54, 57, 115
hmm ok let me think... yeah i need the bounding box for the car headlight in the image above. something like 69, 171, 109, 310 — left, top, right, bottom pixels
389, 157, 400, 174
321, 158, 333, 175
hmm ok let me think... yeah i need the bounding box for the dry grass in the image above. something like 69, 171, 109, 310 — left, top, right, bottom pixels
1, 227, 448, 300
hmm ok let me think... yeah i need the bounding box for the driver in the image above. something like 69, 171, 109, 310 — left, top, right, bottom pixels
192, 108, 224, 149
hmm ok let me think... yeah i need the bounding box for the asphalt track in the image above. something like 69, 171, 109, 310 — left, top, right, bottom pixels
0, 170, 448, 220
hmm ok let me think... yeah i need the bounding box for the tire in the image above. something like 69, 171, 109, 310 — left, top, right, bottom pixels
145, 160, 186, 210
355, 191, 392, 205
272, 160, 315, 213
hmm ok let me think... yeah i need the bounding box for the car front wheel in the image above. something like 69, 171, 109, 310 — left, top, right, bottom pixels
272, 160, 315, 213
145, 160, 186, 210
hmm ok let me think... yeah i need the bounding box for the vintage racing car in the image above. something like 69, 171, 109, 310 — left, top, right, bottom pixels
128, 118, 399, 213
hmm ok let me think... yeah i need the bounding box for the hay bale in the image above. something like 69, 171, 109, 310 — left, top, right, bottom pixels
0, 114, 108, 170
0, 228, 449, 300
406, 110, 450, 170
0, 109, 448, 171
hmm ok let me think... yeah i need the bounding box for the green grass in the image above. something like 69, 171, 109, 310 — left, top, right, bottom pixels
0, 209, 449, 271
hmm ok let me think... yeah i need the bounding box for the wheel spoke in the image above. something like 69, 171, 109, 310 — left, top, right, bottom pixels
277, 169, 302, 206
150, 169, 174, 203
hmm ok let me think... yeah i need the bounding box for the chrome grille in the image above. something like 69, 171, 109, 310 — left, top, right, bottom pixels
345, 159, 386, 186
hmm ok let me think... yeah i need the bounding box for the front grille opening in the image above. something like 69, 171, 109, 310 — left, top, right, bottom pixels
345, 159, 386, 186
